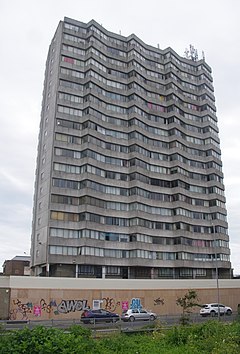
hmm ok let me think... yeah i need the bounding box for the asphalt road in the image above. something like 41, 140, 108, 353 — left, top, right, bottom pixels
1, 313, 237, 332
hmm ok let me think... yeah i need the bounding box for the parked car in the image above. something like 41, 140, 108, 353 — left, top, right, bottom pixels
199, 303, 232, 317
81, 309, 120, 324
121, 308, 157, 322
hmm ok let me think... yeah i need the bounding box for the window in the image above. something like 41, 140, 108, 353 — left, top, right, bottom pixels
106, 266, 120, 275
158, 268, 174, 278
179, 268, 194, 277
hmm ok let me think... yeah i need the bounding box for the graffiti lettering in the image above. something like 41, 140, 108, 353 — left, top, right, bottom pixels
9, 299, 33, 320
154, 297, 165, 306
40, 298, 56, 313
10, 298, 88, 318
57, 299, 88, 313
130, 298, 142, 310
102, 297, 120, 312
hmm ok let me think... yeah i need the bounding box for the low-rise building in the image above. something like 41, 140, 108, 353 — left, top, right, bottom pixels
2, 256, 31, 276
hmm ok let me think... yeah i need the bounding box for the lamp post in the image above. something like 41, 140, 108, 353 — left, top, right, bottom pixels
212, 222, 220, 320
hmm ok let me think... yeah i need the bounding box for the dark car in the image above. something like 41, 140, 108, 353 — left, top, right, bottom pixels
81, 309, 120, 324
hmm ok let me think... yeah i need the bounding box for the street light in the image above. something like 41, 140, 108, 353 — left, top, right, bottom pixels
212, 222, 220, 320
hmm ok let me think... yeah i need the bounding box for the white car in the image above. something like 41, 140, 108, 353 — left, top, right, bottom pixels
121, 309, 157, 322
200, 303, 232, 317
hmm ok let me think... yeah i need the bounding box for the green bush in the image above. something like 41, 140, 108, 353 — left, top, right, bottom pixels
68, 324, 92, 338
0, 321, 240, 353
0, 326, 99, 354
164, 321, 240, 354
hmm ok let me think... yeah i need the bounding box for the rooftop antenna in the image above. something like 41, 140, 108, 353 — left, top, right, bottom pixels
185, 44, 198, 61
119, 30, 121, 35
202, 50, 205, 60
184, 47, 190, 59
157, 43, 160, 49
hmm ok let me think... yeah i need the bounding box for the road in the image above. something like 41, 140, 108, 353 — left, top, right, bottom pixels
0, 313, 237, 332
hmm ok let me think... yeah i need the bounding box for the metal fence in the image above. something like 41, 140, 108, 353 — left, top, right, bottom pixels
0, 312, 237, 333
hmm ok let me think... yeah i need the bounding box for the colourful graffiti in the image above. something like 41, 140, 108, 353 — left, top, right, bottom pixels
121, 301, 129, 311
40, 298, 57, 313
130, 298, 142, 310
9, 295, 160, 320
9, 299, 33, 320
154, 297, 165, 306
10, 298, 89, 319
33, 305, 41, 317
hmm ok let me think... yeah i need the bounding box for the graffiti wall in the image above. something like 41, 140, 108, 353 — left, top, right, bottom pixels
4, 277, 240, 321
9, 289, 165, 320
9, 298, 89, 320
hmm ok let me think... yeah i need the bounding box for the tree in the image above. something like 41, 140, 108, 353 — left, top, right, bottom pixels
176, 289, 200, 325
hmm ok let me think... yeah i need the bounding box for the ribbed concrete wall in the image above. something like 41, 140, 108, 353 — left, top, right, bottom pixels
31, 17, 231, 280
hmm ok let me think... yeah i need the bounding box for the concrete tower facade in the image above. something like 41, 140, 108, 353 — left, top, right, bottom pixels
31, 17, 231, 279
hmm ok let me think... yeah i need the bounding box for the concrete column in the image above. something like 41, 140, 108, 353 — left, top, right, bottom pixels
46, 263, 50, 277
151, 267, 154, 279
102, 266, 106, 278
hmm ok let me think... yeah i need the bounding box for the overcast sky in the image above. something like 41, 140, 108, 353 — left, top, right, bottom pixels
0, 0, 240, 274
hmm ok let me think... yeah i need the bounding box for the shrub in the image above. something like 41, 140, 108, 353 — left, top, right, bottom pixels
1, 321, 240, 353
0, 326, 99, 354
176, 289, 200, 325
68, 324, 92, 338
